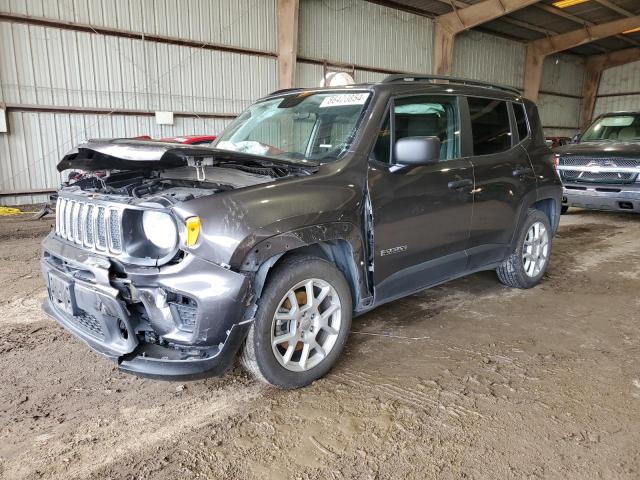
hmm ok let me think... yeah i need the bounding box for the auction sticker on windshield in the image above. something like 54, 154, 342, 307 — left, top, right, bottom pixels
319, 93, 369, 108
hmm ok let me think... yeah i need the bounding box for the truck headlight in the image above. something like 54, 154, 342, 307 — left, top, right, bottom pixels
142, 211, 177, 250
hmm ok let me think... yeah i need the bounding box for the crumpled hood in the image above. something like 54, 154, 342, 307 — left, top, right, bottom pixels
57, 138, 310, 171
554, 140, 640, 158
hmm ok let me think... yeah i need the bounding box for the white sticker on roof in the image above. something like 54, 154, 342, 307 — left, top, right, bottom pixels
319, 93, 369, 108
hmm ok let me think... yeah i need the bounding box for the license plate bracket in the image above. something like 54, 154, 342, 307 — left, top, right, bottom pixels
48, 273, 76, 315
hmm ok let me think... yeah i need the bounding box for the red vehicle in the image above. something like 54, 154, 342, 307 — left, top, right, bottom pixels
545, 136, 571, 149
132, 135, 217, 145
160, 135, 217, 145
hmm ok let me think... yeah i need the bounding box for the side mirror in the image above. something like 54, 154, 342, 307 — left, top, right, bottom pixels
394, 136, 441, 166
572, 133, 581, 144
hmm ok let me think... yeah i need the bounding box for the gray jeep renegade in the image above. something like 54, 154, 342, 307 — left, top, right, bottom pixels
42, 75, 562, 388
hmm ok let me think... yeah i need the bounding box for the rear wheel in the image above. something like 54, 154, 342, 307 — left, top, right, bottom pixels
496, 209, 552, 289
240, 256, 352, 388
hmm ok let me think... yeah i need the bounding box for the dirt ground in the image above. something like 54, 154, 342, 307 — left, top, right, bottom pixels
0, 208, 639, 480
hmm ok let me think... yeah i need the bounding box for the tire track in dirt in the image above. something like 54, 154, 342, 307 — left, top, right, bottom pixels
333, 368, 486, 423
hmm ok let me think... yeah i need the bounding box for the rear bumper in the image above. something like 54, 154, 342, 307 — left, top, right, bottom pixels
41, 233, 253, 380
562, 183, 640, 213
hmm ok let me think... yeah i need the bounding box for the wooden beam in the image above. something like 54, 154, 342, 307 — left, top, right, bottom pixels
433, 0, 539, 74
534, 3, 640, 48
276, 0, 299, 89
523, 16, 640, 101
580, 47, 640, 129
427, 0, 569, 39
531, 17, 640, 56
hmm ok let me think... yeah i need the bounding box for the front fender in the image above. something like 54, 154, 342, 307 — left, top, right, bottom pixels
171, 160, 366, 269
238, 222, 363, 270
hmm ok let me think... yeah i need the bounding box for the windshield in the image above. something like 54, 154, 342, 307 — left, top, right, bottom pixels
582, 113, 640, 142
213, 91, 371, 163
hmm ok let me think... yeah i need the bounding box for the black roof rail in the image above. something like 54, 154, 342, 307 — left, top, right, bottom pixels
268, 87, 304, 96
381, 74, 522, 97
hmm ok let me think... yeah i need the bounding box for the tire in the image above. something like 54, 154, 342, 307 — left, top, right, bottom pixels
561, 205, 569, 215
240, 255, 352, 389
496, 209, 552, 289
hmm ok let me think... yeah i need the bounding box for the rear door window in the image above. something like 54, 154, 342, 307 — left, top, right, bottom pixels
468, 97, 512, 155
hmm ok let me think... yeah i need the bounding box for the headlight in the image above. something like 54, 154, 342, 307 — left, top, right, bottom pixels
142, 211, 177, 250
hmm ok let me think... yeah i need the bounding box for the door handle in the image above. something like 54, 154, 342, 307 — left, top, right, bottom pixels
513, 167, 533, 177
447, 179, 473, 190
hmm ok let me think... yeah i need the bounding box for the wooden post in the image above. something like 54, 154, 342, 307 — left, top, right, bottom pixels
523, 45, 545, 102
580, 64, 603, 130
433, 23, 455, 75
277, 0, 299, 89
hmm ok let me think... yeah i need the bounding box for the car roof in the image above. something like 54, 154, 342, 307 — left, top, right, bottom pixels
268, 75, 524, 103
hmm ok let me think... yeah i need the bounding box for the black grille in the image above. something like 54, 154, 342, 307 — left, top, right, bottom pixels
560, 156, 639, 168
561, 170, 636, 183
559, 155, 639, 184
169, 299, 198, 331
72, 309, 104, 338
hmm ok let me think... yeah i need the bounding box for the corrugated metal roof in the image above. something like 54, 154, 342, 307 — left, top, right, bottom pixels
364, 0, 640, 55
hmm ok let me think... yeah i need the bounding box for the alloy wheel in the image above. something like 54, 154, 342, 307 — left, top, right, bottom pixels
270, 278, 342, 372
522, 221, 549, 277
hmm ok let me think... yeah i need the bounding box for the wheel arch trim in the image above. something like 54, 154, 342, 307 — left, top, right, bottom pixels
240, 222, 372, 312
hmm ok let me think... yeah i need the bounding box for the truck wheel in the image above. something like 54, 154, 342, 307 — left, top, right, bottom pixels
561, 205, 569, 214
240, 256, 352, 388
496, 209, 552, 289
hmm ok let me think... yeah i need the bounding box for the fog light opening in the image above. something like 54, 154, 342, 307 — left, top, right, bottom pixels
618, 201, 633, 210
118, 319, 129, 340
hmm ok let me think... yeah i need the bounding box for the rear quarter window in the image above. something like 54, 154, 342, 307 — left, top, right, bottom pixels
514, 103, 529, 141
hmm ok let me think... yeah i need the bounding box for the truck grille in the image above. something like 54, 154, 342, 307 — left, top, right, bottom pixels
559, 156, 639, 184
55, 197, 123, 254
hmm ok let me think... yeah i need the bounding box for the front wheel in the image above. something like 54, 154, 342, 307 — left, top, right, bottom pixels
240, 256, 352, 388
496, 209, 552, 289
561, 205, 569, 214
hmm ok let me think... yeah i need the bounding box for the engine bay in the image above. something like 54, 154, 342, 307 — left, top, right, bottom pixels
56, 139, 318, 204
62, 162, 298, 203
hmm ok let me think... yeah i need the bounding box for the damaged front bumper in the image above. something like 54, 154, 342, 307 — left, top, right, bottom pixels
41, 233, 253, 380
